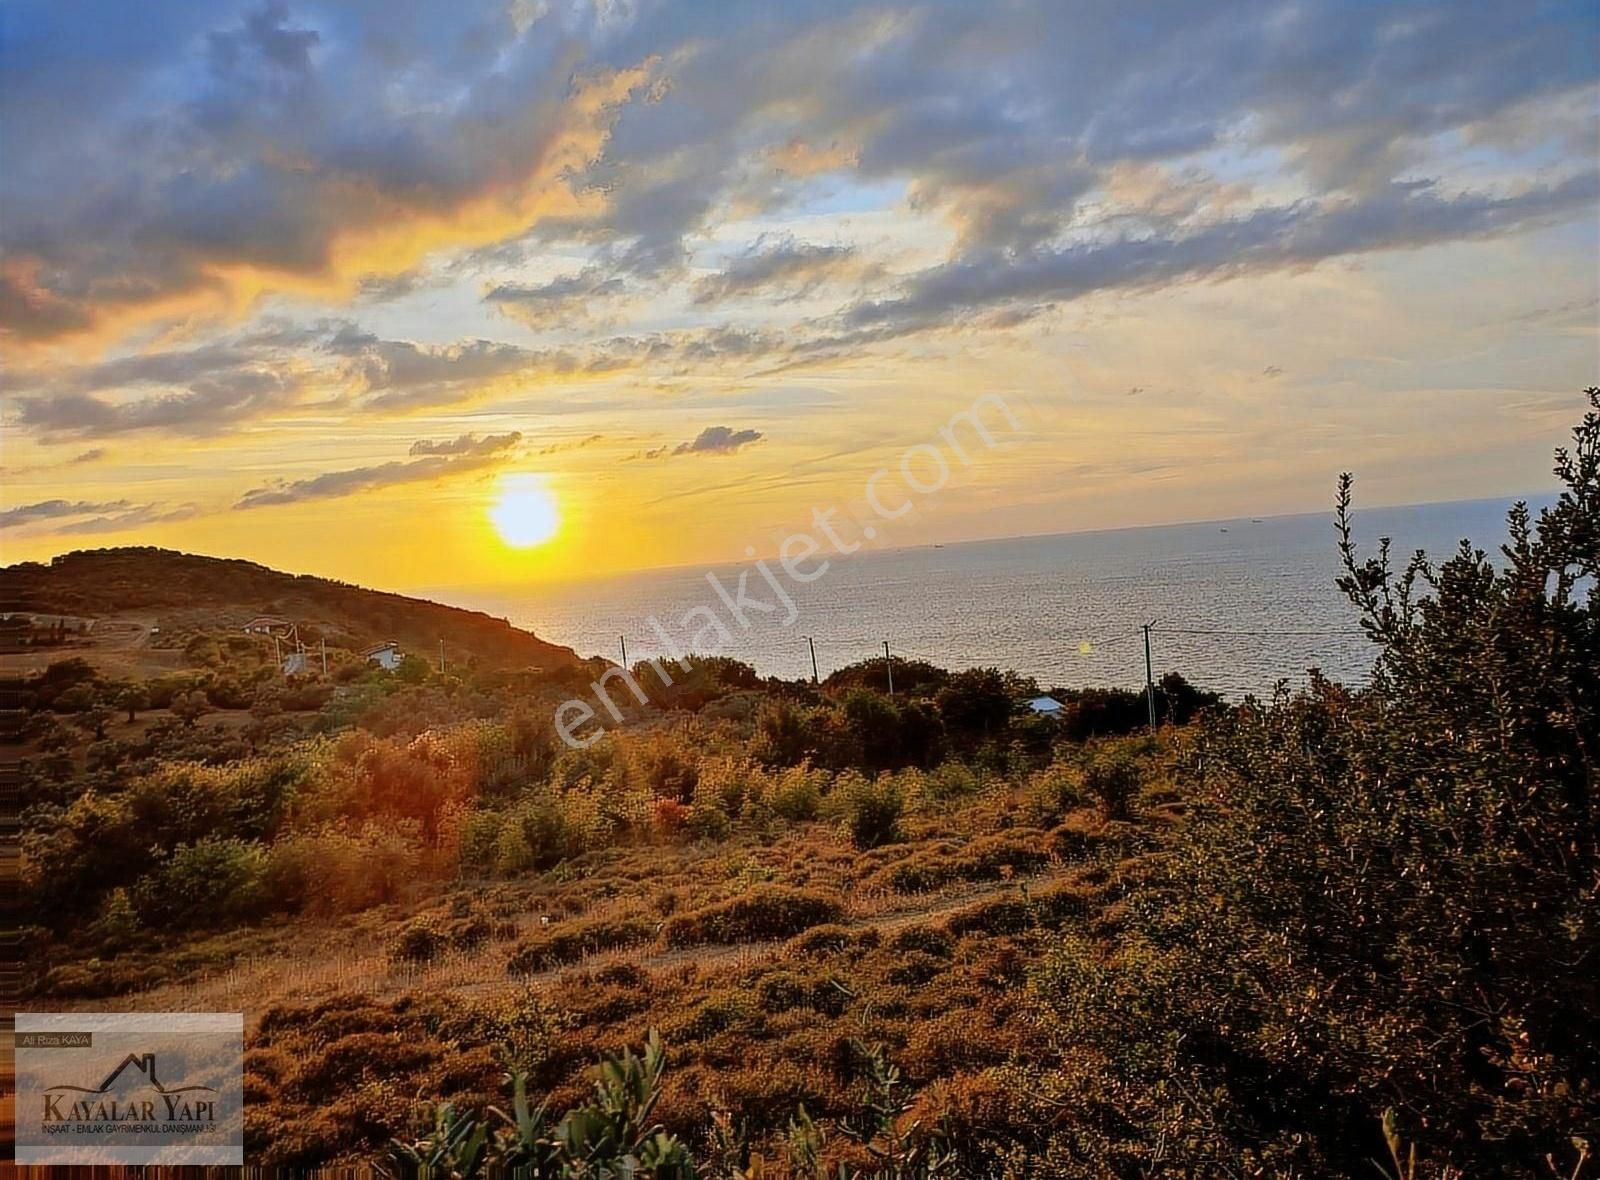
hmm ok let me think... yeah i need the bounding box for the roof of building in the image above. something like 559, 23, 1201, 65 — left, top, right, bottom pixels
363, 641, 400, 657
244, 615, 291, 628
1026, 695, 1065, 713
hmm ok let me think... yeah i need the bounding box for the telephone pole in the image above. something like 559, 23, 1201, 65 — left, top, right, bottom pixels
439, 639, 446, 675
1142, 622, 1156, 735
321, 637, 327, 676
619, 635, 628, 668
883, 640, 895, 696
804, 636, 819, 684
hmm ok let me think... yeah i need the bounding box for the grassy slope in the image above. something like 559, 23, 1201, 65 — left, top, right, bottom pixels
0, 547, 581, 671
42, 786, 1177, 1168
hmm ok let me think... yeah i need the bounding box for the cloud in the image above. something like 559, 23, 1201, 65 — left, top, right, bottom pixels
57, 503, 201, 535
485, 266, 627, 327
409, 431, 523, 457
638, 425, 764, 459
2, 0, 1592, 357
14, 370, 305, 438
538, 433, 605, 455
0, 498, 197, 535
234, 431, 522, 509
691, 235, 870, 305
0, 499, 133, 529
831, 172, 1600, 342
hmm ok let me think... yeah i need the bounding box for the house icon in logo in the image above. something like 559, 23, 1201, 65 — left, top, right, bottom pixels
47, 1053, 215, 1096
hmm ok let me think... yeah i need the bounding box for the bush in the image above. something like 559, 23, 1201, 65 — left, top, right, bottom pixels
390, 919, 447, 964
132, 836, 268, 929
1031, 391, 1600, 1175
835, 771, 904, 849
1019, 760, 1084, 826
506, 914, 656, 975
767, 760, 827, 821
661, 886, 843, 947
1082, 746, 1141, 820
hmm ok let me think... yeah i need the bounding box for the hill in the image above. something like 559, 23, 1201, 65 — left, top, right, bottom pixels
0, 547, 581, 672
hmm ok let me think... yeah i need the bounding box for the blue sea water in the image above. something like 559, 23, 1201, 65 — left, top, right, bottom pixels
452, 496, 1552, 700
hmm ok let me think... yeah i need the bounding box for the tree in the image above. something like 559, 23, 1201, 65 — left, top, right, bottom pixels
115, 684, 148, 723
1034, 389, 1599, 1175
73, 705, 114, 741
171, 690, 211, 728
934, 666, 1014, 737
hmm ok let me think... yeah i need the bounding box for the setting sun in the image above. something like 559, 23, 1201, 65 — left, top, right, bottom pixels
489, 477, 560, 548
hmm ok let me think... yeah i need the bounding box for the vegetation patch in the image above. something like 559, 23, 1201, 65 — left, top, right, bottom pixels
661, 885, 844, 947
505, 913, 656, 975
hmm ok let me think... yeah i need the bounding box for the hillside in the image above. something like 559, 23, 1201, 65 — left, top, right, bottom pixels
0, 547, 581, 672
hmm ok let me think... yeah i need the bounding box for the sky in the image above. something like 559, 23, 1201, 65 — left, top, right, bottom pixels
1, 0, 1597, 591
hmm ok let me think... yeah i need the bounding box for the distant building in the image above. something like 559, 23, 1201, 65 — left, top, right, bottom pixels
282, 651, 313, 676
364, 641, 403, 671
1026, 695, 1065, 719
243, 615, 293, 635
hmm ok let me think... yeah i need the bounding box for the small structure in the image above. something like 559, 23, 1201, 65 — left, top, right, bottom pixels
1026, 695, 1065, 719
282, 651, 313, 676
243, 615, 293, 635
364, 641, 403, 671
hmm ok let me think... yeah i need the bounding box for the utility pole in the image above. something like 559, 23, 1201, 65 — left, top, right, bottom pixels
619, 635, 628, 668
321, 637, 327, 676
804, 636, 819, 684
883, 640, 895, 696
439, 639, 446, 675
1142, 622, 1156, 735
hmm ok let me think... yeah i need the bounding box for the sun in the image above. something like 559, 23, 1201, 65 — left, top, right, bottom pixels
489, 477, 561, 548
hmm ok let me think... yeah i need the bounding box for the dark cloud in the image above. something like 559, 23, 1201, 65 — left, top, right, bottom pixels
692, 235, 868, 305
14, 370, 304, 438
831, 171, 1600, 342
538, 433, 605, 455
57, 502, 200, 534
485, 267, 627, 327
1, 0, 1592, 350
408, 431, 523, 456
0, 499, 133, 529
638, 425, 764, 459
234, 431, 521, 509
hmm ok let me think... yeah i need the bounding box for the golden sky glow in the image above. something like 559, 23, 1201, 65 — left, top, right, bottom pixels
2, 2, 1596, 591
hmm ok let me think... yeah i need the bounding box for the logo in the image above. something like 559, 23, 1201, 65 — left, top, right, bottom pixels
15, 1013, 243, 1165
44, 1052, 219, 1127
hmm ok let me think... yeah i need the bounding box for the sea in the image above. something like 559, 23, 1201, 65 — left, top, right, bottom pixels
448, 496, 1550, 701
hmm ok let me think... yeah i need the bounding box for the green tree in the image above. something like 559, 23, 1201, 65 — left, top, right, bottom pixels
171, 689, 211, 727
1033, 389, 1600, 1175
115, 684, 148, 723
73, 704, 114, 741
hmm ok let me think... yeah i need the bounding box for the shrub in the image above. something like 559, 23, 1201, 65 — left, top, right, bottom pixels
1019, 760, 1083, 826
660, 886, 843, 947
505, 914, 656, 975
767, 760, 827, 821
652, 796, 690, 837
390, 919, 447, 964
1031, 392, 1600, 1176
835, 771, 904, 849
871, 830, 1049, 893
132, 836, 268, 929
1082, 746, 1141, 820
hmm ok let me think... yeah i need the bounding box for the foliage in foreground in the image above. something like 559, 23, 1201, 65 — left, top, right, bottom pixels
386, 1031, 962, 1180
1031, 390, 1600, 1175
